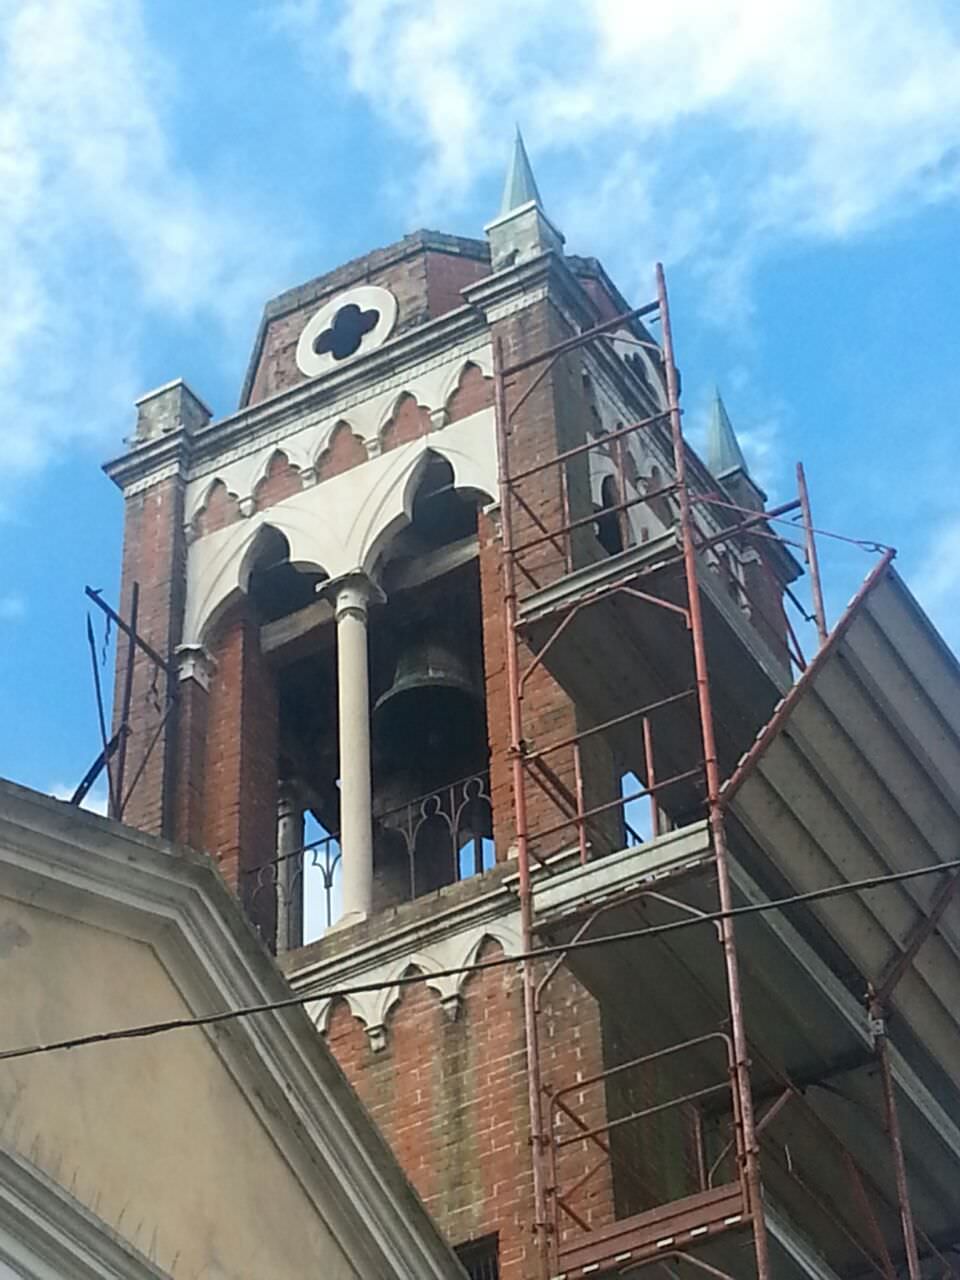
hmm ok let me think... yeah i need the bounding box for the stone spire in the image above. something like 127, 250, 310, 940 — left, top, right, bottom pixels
485, 128, 564, 271
500, 127, 544, 216
707, 389, 766, 511
707, 389, 749, 479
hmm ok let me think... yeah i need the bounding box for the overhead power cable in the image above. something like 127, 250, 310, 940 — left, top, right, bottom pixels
1, 856, 958, 1065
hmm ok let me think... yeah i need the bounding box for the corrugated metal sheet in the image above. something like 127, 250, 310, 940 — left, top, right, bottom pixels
725, 562, 960, 1090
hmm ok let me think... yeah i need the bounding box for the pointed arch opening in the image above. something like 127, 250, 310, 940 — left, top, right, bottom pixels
445, 360, 494, 424
243, 525, 328, 624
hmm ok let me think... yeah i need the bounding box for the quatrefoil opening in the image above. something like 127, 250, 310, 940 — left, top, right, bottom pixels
313, 304, 380, 362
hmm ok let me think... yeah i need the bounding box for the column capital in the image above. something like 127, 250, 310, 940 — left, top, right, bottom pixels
324, 572, 386, 622
175, 644, 217, 691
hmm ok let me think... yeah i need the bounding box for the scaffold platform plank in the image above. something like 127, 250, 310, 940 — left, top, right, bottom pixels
555, 1182, 747, 1279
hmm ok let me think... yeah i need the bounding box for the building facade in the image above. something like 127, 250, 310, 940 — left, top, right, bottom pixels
102, 136, 960, 1280
0, 780, 467, 1280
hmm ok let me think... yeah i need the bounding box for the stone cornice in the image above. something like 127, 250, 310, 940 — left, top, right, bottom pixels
102, 430, 191, 496
0, 779, 463, 1280
110, 303, 493, 499
286, 864, 522, 995
104, 308, 491, 496
284, 864, 524, 1051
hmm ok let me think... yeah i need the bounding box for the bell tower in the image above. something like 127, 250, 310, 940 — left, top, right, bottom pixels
105, 134, 800, 1279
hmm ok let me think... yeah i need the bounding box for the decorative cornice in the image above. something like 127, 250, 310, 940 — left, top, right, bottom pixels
463, 247, 598, 337
186, 320, 492, 488
286, 865, 524, 1049
103, 430, 191, 496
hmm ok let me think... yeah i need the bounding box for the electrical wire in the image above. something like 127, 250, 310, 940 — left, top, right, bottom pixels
1, 856, 957, 1065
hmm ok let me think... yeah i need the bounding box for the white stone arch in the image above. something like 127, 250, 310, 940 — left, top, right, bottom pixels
374, 386, 428, 440
247, 443, 308, 498
183, 509, 338, 646
355, 436, 497, 577
312, 417, 366, 472
436, 354, 494, 417
186, 474, 240, 528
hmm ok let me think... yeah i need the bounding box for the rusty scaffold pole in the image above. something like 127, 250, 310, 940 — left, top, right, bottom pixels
493, 336, 553, 1280
656, 263, 772, 1280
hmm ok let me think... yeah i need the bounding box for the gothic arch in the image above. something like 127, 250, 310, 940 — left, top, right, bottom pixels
188, 476, 242, 536
315, 420, 367, 481
251, 449, 304, 509
379, 391, 432, 452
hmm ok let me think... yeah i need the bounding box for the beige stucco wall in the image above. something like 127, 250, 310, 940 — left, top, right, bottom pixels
0, 893, 359, 1280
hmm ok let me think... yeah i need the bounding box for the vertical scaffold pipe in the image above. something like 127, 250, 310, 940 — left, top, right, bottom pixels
656, 263, 772, 1280
493, 337, 553, 1280
873, 1009, 922, 1280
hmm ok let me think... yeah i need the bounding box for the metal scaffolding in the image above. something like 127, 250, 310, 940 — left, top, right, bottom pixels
493, 265, 954, 1280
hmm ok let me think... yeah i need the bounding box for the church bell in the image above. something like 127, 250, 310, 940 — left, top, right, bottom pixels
373, 638, 484, 787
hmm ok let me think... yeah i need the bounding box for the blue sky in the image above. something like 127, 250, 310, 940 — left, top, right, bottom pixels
1, 0, 959, 807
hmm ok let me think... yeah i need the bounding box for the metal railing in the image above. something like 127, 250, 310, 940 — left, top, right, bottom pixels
245, 770, 494, 950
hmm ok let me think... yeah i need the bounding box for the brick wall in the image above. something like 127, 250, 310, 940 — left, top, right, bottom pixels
381, 394, 432, 452
479, 297, 622, 866
253, 451, 303, 510
202, 609, 279, 935
112, 474, 187, 838
193, 479, 241, 538
246, 238, 491, 407
425, 250, 491, 319
324, 939, 614, 1280
446, 363, 493, 424
317, 422, 368, 481
173, 675, 208, 852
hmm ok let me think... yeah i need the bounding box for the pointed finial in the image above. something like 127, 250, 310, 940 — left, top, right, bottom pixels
707, 388, 750, 478
500, 127, 544, 216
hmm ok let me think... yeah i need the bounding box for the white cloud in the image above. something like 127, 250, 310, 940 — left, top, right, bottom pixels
0, 594, 25, 620
0, 0, 286, 477
278, 0, 960, 291
49, 780, 108, 815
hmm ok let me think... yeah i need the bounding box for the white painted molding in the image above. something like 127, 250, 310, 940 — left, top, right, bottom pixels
182, 410, 498, 647
306, 917, 523, 1052
295, 286, 399, 379
175, 644, 216, 691
183, 342, 493, 526
0, 1147, 171, 1280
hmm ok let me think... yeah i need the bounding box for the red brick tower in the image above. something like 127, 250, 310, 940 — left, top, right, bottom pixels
105, 134, 795, 1279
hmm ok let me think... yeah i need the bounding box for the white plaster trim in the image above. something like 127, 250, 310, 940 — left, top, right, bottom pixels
295, 285, 398, 378
120, 462, 180, 499
175, 644, 216, 691
183, 340, 493, 524
182, 409, 498, 646
483, 284, 548, 324
306, 917, 523, 1051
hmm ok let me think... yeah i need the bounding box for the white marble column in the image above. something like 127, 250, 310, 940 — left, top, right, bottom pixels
276, 782, 304, 953
333, 575, 381, 925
